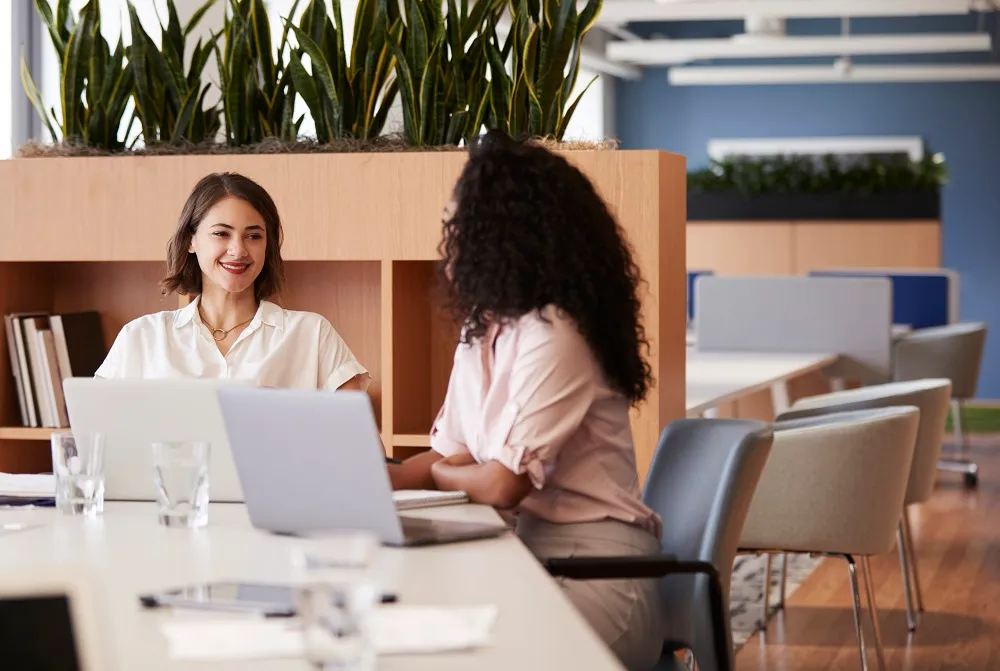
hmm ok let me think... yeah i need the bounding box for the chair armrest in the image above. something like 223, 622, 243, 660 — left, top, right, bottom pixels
544, 555, 732, 671
544, 554, 719, 581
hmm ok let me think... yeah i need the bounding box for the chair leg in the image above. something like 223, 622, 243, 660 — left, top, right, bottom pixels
844, 554, 870, 671
860, 556, 887, 671
939, 400, 979, 487
760, 553, 772, 628
901, 509, 925, 614
951, 398, 965, 450
896, 522, 917, 632
777, 553, 788, 610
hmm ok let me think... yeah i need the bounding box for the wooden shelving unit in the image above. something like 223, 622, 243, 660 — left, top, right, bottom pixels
0, 151, 687, 479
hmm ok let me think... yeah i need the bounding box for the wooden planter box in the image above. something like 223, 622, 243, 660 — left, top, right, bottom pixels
688, 190, 940, 221
0, 150, 687, 479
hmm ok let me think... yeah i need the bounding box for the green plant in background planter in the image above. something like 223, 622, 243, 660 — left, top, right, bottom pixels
287, 0, 401, 142
485, 0, 602, 139
217, 0, 302, 145
688, 153, 948, 195
126, 0, 222, 147
21, 0, 135, 151
687, 152, 949, 221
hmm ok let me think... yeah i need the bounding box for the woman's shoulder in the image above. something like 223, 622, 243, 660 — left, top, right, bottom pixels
117, 307, 187, 338
516, 306, 588, 347
266, 303, 335, 333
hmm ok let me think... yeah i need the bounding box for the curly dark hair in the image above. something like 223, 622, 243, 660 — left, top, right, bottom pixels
438, 130, 653, 405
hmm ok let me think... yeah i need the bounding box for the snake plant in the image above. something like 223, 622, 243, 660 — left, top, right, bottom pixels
486, 0, 602, 139
391, 0, 506, 146
287, 0, 401, 142
126, 0, 221, 146
217, 0, 302, 145
21, 0, 134, 151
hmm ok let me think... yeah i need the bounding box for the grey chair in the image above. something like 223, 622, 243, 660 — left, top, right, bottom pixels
777, 379, 952, 632
892, 322, 988, 487
545, 418, 774, 671
739, 407, 920, 671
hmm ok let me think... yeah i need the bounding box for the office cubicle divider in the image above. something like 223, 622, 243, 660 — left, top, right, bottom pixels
809, 268, 958, 330
693, 275, 894, 384
688, 270, 715, 324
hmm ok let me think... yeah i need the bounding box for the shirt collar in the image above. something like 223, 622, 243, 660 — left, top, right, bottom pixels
173, 295, 285, 331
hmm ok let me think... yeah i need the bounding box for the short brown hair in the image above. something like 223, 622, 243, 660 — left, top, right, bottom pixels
160, 172, 285, 301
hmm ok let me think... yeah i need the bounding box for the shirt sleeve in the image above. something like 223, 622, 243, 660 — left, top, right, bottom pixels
486, 318, 597, 489
93, 325, 129, 378
429, 351, 469, 458
318, 320, 371, 391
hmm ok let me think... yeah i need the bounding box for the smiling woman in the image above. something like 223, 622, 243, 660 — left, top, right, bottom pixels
93, 172, 371, 392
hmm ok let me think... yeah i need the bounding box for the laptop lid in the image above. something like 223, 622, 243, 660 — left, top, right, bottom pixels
62, 378, 250, 503
216, 388, 407, 545
0, 565, 118, 671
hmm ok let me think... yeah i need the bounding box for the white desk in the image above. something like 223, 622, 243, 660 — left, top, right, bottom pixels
0, 502, 623, 671
687, 350, 838, 417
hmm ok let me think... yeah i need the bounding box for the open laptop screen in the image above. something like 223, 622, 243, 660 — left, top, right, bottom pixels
0, 594, 82, 670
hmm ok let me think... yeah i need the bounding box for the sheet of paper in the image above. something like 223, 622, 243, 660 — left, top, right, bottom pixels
0, 472, 55, 497
160, 605, 499, 661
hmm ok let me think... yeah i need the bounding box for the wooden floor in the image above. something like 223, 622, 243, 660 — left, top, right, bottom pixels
736, 435, 1000, 671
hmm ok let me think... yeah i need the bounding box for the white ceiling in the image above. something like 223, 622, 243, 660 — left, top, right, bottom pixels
587, 0, 999, 83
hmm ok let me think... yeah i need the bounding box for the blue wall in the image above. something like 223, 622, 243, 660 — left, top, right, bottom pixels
617, 16, 1000, 397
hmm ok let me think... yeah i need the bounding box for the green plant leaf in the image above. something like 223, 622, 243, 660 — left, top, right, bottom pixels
418, 43, 440, 144
391, 43, 419, 142
20, 53, 60, 141
290, 24, 342, 138
184, 0, 219, 37
556, 73, 595, 138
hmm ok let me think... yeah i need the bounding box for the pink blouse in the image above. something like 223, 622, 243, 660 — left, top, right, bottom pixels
430, 305, 663, 539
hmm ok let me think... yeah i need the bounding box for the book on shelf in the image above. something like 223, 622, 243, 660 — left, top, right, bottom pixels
2, 311, 106, 430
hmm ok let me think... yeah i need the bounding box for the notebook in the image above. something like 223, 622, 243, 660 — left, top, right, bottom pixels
392, 490, 469, 511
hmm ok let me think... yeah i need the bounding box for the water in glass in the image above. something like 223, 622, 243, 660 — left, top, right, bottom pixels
152, 441, 210, 528
51, 431, 105, 516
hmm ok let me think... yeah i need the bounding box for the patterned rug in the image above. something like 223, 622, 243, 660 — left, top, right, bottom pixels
728, 552, 826, 648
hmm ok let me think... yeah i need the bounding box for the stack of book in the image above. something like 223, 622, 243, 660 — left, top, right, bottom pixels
3, 311, 106, 429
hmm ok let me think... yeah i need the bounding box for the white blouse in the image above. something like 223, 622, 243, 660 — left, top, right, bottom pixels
94, 296, 370, 391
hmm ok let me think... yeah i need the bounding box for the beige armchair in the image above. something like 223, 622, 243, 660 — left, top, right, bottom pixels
779, 378, 952, 632
739, 406, 920, 671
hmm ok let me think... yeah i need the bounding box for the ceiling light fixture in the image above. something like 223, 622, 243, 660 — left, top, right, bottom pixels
598, 0, 980, 26
609, 32, 991, 65
667, 62, 1000, 85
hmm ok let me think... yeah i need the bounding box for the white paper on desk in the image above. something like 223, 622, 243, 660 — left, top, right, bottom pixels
0, 472, 55, 497
160, 605, 499, 661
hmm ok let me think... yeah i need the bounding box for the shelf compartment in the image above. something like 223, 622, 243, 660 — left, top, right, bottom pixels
391, 261, 460, 436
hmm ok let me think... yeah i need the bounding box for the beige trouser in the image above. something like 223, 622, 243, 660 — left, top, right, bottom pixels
516, 514, 664, 671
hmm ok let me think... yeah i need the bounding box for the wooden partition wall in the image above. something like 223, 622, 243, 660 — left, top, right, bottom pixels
0, 151, 687, 480
688, 219, 941, 274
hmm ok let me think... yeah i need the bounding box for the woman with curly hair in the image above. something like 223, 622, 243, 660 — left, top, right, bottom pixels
389, 130, 664, 669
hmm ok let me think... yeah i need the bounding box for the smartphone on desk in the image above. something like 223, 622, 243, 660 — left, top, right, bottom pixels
139, 581, 397, 618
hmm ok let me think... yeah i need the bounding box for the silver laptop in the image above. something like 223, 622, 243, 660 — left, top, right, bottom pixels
216, 387, 508, 547
62, 378, 249, 502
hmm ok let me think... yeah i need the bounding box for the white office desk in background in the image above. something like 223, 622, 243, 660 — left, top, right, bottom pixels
686, 349, 838, 417
0, 503, 624, 671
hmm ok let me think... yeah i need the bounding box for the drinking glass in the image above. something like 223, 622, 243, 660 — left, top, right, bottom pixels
151, 441, 210, 528
291, 532, 382, 670
51, 430, 105, 516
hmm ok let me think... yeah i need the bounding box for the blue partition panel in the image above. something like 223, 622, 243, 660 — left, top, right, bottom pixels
688, 270, 714, 323
809, 270, 952, 330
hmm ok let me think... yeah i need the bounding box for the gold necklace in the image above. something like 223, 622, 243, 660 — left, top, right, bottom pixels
199, 308, 254, 342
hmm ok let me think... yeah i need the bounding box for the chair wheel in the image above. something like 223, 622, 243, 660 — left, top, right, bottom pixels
964, 471, 979, 488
